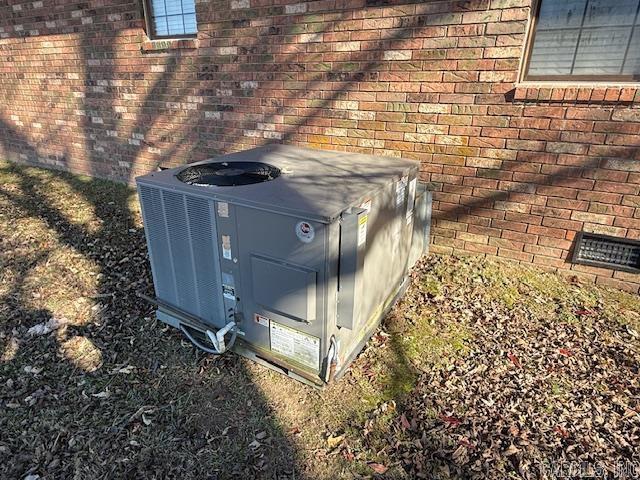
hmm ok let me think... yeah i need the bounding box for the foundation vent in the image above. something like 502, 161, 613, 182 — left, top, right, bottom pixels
572, 232, 640, 274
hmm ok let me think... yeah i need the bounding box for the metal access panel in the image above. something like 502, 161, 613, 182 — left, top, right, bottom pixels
409, 184, 433, 269
337, 209, 367, 330
251, 256, 317, 322
232, 204, 328, 377
329, 171, 421, 373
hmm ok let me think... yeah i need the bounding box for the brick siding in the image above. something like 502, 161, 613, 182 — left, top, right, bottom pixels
1, 0, 639, 292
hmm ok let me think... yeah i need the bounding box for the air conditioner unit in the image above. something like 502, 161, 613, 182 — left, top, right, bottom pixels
136, 145, 431, 387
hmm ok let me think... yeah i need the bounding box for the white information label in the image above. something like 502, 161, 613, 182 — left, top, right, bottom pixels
221, 235, 232, 260
270, 322, 320, 370
357, 214, 368, 247
217, 202, 229, 218
254, 314, 270, 327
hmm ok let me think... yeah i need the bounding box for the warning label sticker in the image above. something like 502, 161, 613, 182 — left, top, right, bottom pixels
270, 322, 320, 370
217, 202, 229, 218
222, 285, 235, 301
254, 314, 269, 327
359, 198, 372, 213
358, 198, 371, 246
357, 213, 368, 247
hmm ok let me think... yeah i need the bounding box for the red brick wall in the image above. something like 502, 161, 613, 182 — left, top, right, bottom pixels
1, 0, 639, 292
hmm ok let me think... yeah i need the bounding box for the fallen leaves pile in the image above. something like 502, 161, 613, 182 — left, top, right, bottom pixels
373, 256, 640, 479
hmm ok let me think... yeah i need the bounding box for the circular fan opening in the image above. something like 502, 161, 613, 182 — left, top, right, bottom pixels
176, 161, 281, 187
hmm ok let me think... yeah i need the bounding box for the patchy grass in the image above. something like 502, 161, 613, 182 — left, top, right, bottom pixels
1, 160, 639, 479
363, 256, 640, 479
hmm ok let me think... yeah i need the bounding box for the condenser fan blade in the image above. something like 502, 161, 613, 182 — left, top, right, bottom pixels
176, 161, 281, 187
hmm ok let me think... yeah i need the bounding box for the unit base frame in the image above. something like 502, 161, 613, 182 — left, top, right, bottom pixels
153, 274, 410, 389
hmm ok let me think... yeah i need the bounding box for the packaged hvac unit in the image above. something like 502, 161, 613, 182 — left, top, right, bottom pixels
136, 145, 431, 387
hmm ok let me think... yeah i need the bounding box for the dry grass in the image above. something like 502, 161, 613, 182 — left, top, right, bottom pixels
1, 160, 639, 479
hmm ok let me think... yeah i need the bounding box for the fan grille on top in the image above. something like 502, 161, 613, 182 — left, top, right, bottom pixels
176, 161, 281, 187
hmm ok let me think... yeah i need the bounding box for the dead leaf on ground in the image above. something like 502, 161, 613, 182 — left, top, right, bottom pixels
507, 351, 521, 368
326, 434, 345, 449
368, 462, 388, 474
440, 414, 461, 427
400, 413, 411, 430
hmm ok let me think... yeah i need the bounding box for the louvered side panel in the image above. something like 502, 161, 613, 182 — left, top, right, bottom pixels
186, 196, 225, 325
139, 185, 176, 304
162, 191, 198, 314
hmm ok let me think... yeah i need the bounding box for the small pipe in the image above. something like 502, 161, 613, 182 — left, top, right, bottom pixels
137, 291, 237, 354
137, 291, 211, 332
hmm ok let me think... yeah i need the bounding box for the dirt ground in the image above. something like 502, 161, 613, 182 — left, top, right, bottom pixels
1, 160, 639, 479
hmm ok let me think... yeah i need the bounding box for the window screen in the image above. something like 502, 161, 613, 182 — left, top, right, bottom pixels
526, 0, 640, 80
146, 0, 197, 38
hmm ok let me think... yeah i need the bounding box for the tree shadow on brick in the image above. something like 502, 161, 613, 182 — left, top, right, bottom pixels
428, 154, 640, 275
193, 4, 462, 163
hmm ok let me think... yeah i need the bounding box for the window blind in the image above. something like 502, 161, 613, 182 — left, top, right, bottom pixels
527, 0, 640, 78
